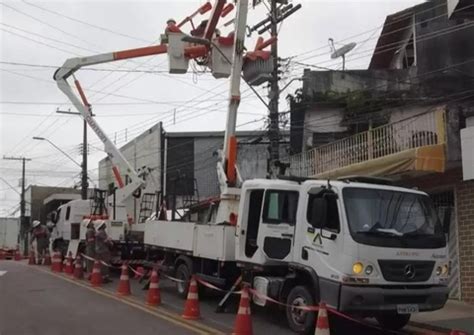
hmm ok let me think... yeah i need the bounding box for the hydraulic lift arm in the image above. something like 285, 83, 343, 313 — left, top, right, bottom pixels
54, 44, 169, 205
53, 1, 231, 209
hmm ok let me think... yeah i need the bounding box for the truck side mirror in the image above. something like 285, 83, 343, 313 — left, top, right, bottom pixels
51, 211, 58, 224
311, 198, 327, 229
442, 207, 451, 236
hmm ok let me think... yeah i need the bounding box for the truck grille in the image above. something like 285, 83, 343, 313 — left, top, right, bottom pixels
378, 260, 435, 282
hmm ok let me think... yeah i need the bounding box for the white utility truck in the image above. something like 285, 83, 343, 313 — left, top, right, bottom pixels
49, 191, 133, 256
143, 177, 450, 332
0, 217, 20, 257
53, 0, 449, 332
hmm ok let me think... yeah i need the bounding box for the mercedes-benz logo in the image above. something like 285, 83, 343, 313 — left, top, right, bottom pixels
404, 264, 416, 279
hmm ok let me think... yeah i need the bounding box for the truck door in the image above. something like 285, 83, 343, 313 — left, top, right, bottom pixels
257, 189, 299, 262
297, 189, 343, 284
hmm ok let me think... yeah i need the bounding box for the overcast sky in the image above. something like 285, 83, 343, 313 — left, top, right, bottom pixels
0, 0, 424, 215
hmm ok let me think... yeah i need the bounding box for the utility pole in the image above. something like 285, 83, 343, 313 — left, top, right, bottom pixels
268, 0, 280, 177
82, 117, 88, 200
3, 155, 31, 255
56, 109, 94, 200
248, 1, 301, 177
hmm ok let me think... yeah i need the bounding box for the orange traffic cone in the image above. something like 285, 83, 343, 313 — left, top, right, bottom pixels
64, 252, 74, 275
90, 260, 102, 287
134, 266, 145, 279
146, 268, 161, 306
14, 247, 22, 261
51, 251, 62, 272
182, 275, 200, 320
314, 302, 330, 335
232, 286, 253, 335
73, 254, 84, 280
116, 262, 131, 296
43, 250, 52, 266
28, 249, 36, 265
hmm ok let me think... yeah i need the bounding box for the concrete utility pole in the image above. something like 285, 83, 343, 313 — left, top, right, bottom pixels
268, 0, 280, 177
56, 109, 94, 200
3, 155, 31, 254
250, 1, 301, 177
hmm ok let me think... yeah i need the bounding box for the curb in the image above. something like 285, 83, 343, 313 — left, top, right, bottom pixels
409, 321, 451, 334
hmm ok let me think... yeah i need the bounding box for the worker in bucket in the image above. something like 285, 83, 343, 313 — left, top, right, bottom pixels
95, 221, 113, 283
85, 219, 96, 275
30, 220, 50, 265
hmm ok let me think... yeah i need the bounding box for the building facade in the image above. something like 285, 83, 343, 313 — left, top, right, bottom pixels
289, 0, 474, 303
98, 125, 290, 220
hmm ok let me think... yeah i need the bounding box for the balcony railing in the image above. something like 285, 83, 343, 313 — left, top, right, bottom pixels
290, 108, 446, 177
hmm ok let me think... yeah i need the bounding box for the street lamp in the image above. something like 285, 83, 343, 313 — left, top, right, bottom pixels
32, 136, 92, 199
33, 136, 82, 168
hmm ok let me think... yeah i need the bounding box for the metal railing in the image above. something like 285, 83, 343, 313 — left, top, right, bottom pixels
290, 108, 446, 177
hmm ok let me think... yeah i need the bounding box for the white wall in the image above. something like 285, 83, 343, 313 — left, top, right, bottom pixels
98, 123, 162, 221
303, 107, 347, 149
461, 116, 474, 181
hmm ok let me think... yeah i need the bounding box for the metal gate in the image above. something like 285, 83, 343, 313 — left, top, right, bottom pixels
430, 191, 461, 300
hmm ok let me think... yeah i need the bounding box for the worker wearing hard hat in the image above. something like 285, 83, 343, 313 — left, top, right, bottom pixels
85, 219, 96, 274
95, 221, 113, 283
30, 220, 50, 265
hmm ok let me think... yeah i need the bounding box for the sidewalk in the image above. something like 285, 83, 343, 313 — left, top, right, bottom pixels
411, 300, 474, 334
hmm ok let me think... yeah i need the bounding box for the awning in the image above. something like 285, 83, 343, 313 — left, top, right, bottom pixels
315, 144, 445, 179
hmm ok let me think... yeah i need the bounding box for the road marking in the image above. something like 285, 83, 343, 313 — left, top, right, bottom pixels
30, 265, 225, 335
0, 270, 7, 276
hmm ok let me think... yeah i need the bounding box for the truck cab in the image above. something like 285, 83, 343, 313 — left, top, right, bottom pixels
51, 199, 92, 251
236, 178, 449, 332
51, 198, 130, 257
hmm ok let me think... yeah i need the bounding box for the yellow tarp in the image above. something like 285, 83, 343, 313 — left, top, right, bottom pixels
315, 144, 445, 179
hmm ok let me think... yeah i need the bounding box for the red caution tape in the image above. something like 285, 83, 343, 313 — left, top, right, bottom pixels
195, 276, 242, 294
248, 288, 319, 312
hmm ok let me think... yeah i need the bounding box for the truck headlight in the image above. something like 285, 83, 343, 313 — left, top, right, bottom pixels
352, 262, 364, 274
436, 266, 442, 276
365, 265, 374, 275
442, 264, 449, 275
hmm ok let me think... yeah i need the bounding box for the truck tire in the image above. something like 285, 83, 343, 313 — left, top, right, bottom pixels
175, 263, 191, 299
375, 313, 410, 331
286, 285, 316, 334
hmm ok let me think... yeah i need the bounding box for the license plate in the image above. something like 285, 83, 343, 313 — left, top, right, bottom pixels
397, 304, 419, 314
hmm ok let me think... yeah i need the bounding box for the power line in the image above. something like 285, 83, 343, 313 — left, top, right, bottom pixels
292, 19, 474, 71
1, 2, 97, 48
21, 0, 152, 44
287, 1, 462, 61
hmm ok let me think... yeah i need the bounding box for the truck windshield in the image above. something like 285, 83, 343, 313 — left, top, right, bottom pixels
343, 188, 446, 249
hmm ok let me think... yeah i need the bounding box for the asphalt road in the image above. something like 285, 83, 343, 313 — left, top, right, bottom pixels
0, 261, 213, 335
0, 260, 453, 335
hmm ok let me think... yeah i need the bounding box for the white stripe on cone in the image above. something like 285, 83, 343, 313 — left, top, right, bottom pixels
187, 292, 198, 299
238, 306, 251, 315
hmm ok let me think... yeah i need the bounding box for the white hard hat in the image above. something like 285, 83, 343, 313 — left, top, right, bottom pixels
32, 220, 41, 228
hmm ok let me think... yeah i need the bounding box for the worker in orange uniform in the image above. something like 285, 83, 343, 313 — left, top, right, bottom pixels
85, 219, 96, 274
95, 221, 113, 283
31, 220, 50, 265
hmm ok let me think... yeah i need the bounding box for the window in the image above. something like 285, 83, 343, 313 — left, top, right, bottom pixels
245, 189, 264, 258
307, 193, 340, 232
262, 190, 298, 225
65, 206, 71, 221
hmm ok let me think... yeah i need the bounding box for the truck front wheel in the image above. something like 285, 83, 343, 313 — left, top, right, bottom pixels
286, 285, 316, 334
375, 313, 410, 331
175, 263, 191, 299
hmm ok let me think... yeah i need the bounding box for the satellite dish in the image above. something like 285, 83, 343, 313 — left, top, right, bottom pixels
328, 38, 357, 70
